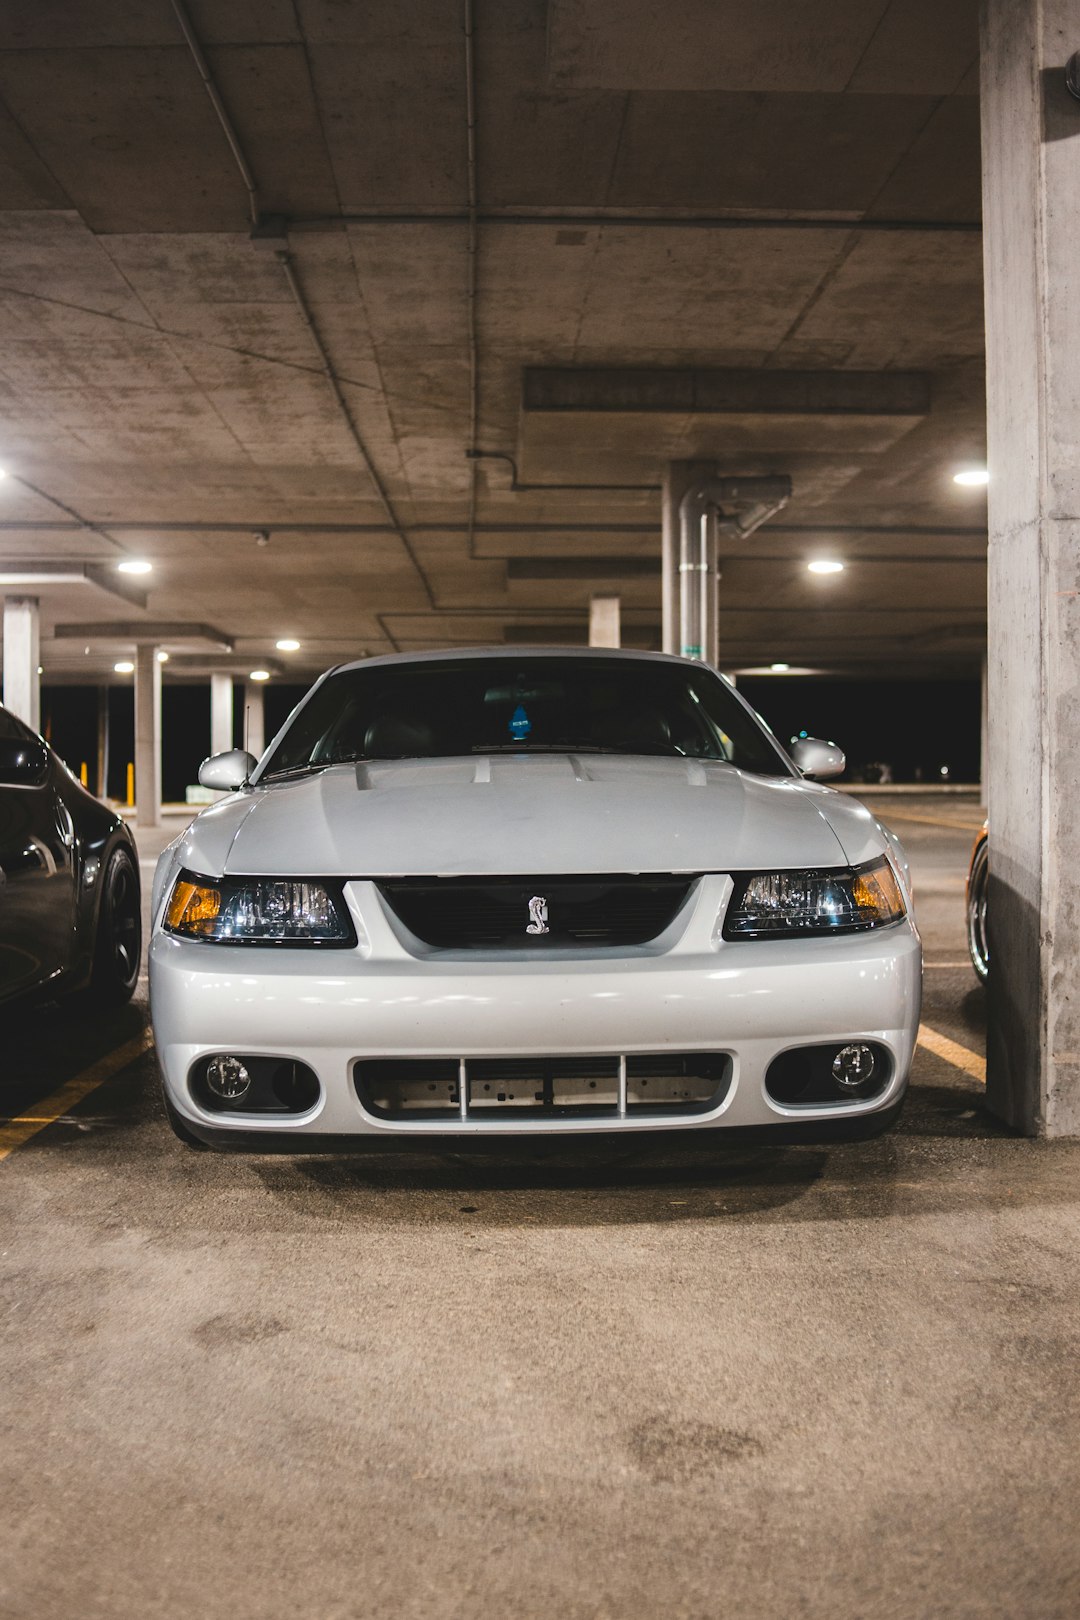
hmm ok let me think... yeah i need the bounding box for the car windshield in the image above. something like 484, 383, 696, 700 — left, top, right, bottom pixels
260, 657, 790, 778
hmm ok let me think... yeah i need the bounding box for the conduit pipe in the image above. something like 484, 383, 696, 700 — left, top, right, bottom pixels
276, 249, 436, 610
464, 0, 480, 560
677, 476, 792, 664
170, 0, 260, 227
10, 476, 128, 556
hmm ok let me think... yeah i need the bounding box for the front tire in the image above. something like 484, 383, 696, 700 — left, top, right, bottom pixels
90, 847, 142, 1005
966, 837, 989, 984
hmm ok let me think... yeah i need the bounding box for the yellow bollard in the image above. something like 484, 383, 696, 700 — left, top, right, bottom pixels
126, 762, 134, 806
80, 761, 88, 786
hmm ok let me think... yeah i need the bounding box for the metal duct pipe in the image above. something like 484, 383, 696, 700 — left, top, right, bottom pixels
276, 249, 436, 610
170, 0, 260, 227
677, 476, 792, 664
463, 0, 480, 560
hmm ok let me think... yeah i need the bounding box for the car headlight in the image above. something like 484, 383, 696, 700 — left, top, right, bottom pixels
164, 871, 355, 946
723, 857, 906, 939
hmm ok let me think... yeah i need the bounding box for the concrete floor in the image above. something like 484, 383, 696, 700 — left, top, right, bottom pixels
3, 797, 1079, 1619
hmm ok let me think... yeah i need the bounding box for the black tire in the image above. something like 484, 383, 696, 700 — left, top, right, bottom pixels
90, 847, 142, 1005
966, 836, 989, 985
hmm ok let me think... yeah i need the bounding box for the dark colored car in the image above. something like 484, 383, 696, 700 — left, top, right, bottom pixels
966, 823, 988, 983
0, 703, 141, 1008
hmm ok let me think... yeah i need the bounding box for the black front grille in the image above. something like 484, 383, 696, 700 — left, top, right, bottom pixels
376, 875, 696, 950
354, 1053, 732, 1120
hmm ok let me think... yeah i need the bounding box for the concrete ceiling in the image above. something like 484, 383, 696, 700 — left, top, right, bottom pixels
0, 0, 987, 685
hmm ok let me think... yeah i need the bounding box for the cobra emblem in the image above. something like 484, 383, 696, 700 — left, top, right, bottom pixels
526, 895, 549, 935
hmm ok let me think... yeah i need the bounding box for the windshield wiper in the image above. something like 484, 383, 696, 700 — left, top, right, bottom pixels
468, 743, 690, 756
258, 760, 338, 783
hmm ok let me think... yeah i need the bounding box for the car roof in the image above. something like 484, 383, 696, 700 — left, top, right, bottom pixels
325, 646, 712, 678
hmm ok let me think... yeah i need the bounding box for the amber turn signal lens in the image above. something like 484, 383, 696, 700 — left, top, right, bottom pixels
851, 861, 905, 920
165, 878, 222, 933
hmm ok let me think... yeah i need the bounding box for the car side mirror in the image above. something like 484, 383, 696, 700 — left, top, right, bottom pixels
0, 737, 49, 787
198, 748, 257, 791
790, 737, 846, 780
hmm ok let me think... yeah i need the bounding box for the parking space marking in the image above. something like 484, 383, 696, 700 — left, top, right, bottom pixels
0, 1028, 154, 1161
872, 810, 985, 832
917, 1022, 986, 1085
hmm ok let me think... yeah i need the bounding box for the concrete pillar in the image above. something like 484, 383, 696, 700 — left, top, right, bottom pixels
243, 681, 266, 758
703, 507, 720, 668
981, 0, 1080, 1134
979, 653, 988, 807
210, 672, 234, 757
661, 470, 678, 655
134, 644, 161, 829
589, 595, 621, 649
2, 597, 40, 732
96, 686, 109, 799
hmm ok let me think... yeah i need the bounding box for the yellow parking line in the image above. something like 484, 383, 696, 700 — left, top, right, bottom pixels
917, 1022, 986, 1085
873, 810, 985, 832
0, 1028, 154, 1161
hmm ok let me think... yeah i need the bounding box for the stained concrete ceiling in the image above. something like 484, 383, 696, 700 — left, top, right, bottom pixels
0, 0, 987, 685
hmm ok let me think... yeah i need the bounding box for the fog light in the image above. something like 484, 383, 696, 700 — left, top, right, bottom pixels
206, 1054, 251, 1101
832, 1044, 876, 1089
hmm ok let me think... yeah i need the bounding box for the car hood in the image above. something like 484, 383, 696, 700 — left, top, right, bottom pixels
174, 754, 889, 879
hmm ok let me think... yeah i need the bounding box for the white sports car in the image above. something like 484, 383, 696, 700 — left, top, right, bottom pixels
150, 649, 921, 1149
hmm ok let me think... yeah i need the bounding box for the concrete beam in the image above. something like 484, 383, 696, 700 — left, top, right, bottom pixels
2, 597, 40, 731
509, 558, 660, 579
0, 561, 146, 609
523, 368, 931, 416
981, 0, 1080, 1135
54, 622, 234, 650
504, 624, 657, 646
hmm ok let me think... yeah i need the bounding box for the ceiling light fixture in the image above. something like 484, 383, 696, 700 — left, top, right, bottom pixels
157, 650, 169, 663
114, 661, 135, 674
249, 669, 270, 682
770, 662, 791, 672
953, 467, 989, 487
275, 638, 300, 652
807, 559, 844, 575
118, 559, 153, 575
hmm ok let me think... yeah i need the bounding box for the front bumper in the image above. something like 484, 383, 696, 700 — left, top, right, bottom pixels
149, 875, 922, 1142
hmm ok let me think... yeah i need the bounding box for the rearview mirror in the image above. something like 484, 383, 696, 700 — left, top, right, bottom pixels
790, 737, 846, 780
198, 748, 257, 791
0, 737, 49, 788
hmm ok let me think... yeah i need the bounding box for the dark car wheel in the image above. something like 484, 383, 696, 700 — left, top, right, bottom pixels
966, 835, 989, 984
90, 847, 142, 1004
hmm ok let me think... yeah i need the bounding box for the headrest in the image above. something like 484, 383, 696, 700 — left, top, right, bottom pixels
363, 715, 435, 758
